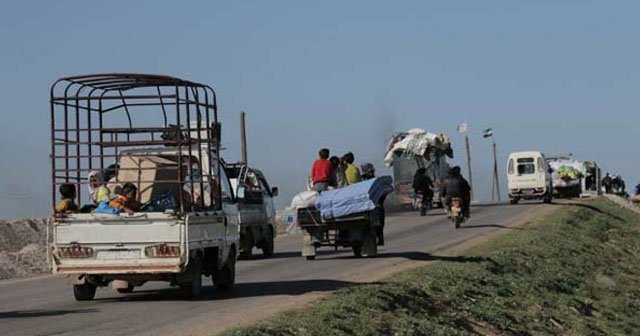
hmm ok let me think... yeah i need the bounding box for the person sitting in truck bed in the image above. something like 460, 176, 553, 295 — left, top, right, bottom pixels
109, 183, 141, 215
88, 171, 111, 205
55, 183, 79, 214
330, 156, 346, 188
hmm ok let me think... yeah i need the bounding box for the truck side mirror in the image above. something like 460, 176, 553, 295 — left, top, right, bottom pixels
236, 187, 245, 200
271, 187, 279, 197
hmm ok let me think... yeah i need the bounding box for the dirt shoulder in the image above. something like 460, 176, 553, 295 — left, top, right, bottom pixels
224, 198, 640, 335
0, 218, 48, 280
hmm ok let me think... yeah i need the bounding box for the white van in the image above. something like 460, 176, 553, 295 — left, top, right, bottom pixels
506, 151, 553, 204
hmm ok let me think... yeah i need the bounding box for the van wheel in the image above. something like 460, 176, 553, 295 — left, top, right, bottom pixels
180, 257, 203, 299
262, 227, 275, 257
73, 283, 97, 301
214, 248, 236, 290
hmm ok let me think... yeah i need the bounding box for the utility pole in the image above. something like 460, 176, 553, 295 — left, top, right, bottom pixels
492, 137, 501, 202
484, 128, 501, 203
457, 123, 474, 201
240, 111, 248, 164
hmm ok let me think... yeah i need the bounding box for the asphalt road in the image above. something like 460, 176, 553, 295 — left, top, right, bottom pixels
0, 202, 553, 336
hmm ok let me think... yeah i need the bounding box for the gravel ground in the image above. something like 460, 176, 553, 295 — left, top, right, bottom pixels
0, 218, 49, 280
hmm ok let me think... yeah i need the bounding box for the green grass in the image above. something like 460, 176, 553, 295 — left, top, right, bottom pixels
225, 199, 640, 336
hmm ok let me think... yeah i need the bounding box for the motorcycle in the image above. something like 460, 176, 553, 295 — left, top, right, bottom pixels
413, 191, 432, 216
450, 197, 465, 228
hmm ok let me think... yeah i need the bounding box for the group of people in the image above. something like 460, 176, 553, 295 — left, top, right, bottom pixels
54, 171, 141, 215
602, 173, 626, 195
412, 165, 471, 218
310, 148, 375, 192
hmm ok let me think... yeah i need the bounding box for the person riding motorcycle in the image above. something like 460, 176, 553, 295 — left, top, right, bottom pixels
441, 166, 471, 218
412, 168, 434, 215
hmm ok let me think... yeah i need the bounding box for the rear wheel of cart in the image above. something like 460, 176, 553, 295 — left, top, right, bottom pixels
180, 256, 203, 299
214, 247, 236, 290
73, 282, 97, 301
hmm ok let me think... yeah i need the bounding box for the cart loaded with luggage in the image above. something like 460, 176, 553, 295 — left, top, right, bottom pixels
296, 176, 394, 260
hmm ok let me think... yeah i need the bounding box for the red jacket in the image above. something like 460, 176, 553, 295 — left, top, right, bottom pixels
311, 159, 332, 184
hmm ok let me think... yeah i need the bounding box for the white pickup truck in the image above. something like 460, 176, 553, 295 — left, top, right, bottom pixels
50, 148, 239, 300
49, 73, 240, 301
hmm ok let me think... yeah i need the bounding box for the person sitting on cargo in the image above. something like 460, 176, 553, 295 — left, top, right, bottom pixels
441, 166, 471, 218
412, 168, 434, 214
602, 173, 613, 194
342, 152, 361, 185
55, 183, 79, 214
311, 148, 332, 192
360, 163, 376, 180
329, 156, 346, 188
88, 171, 111, 205
109, 183, 141, 215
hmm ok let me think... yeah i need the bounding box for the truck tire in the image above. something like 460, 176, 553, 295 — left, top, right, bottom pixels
73, 283, 97, 301
262, 227, 275, 257
180, 257, 203, 299
510, 198, 519, 205
543, 193, 552, 204
239, 231, 254, 259
214, 248, 236, 290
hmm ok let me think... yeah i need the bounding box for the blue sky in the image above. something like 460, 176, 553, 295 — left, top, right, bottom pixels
0, 1, 637, 218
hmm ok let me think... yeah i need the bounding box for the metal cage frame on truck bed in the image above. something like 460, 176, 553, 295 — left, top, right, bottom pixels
50, 73, 222, 214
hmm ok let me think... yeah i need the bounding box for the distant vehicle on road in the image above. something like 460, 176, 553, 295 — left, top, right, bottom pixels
226, 163, 278, 259
507, 151, 553, 204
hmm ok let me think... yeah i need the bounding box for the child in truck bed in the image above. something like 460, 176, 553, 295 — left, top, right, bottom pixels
55, 183, 79, 214
109, 183, 141, 215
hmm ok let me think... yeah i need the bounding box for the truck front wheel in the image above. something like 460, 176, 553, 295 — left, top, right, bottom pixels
262, 227, 275, 257
73, 283, 97, 301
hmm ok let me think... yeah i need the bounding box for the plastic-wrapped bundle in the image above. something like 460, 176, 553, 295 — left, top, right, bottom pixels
315, 176, 394, 220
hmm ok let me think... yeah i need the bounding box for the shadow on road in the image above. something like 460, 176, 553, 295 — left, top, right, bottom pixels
374, 252, 492, 264
239, 251, 301, 261
458, 223, 527, 230
0, 309, 99, 319
96, 279, 366, 303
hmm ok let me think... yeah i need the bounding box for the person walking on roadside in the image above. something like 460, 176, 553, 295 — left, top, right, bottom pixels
602, 173, 613, 194
342, 152, 361, 185
311, 148, 332, 192
441, 166, 472, 218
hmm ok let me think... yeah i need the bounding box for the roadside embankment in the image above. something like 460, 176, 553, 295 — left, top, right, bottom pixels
225, 198, 640, 335
0, 218, 48, 280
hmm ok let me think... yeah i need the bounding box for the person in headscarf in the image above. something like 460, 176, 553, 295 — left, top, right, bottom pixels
88, 171, 111, 205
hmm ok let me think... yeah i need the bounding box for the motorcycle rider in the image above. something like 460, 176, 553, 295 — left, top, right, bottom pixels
412, 167, 434, 216
441, 166, 471, 218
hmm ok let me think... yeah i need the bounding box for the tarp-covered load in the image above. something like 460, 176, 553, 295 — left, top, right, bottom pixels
549, 159, 586, 187
315, 176, 394, 220
384, 128, 453, 167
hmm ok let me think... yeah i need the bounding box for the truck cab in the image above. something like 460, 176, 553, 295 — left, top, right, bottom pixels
507, 151, 553, 204
226, 163, 278, 258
